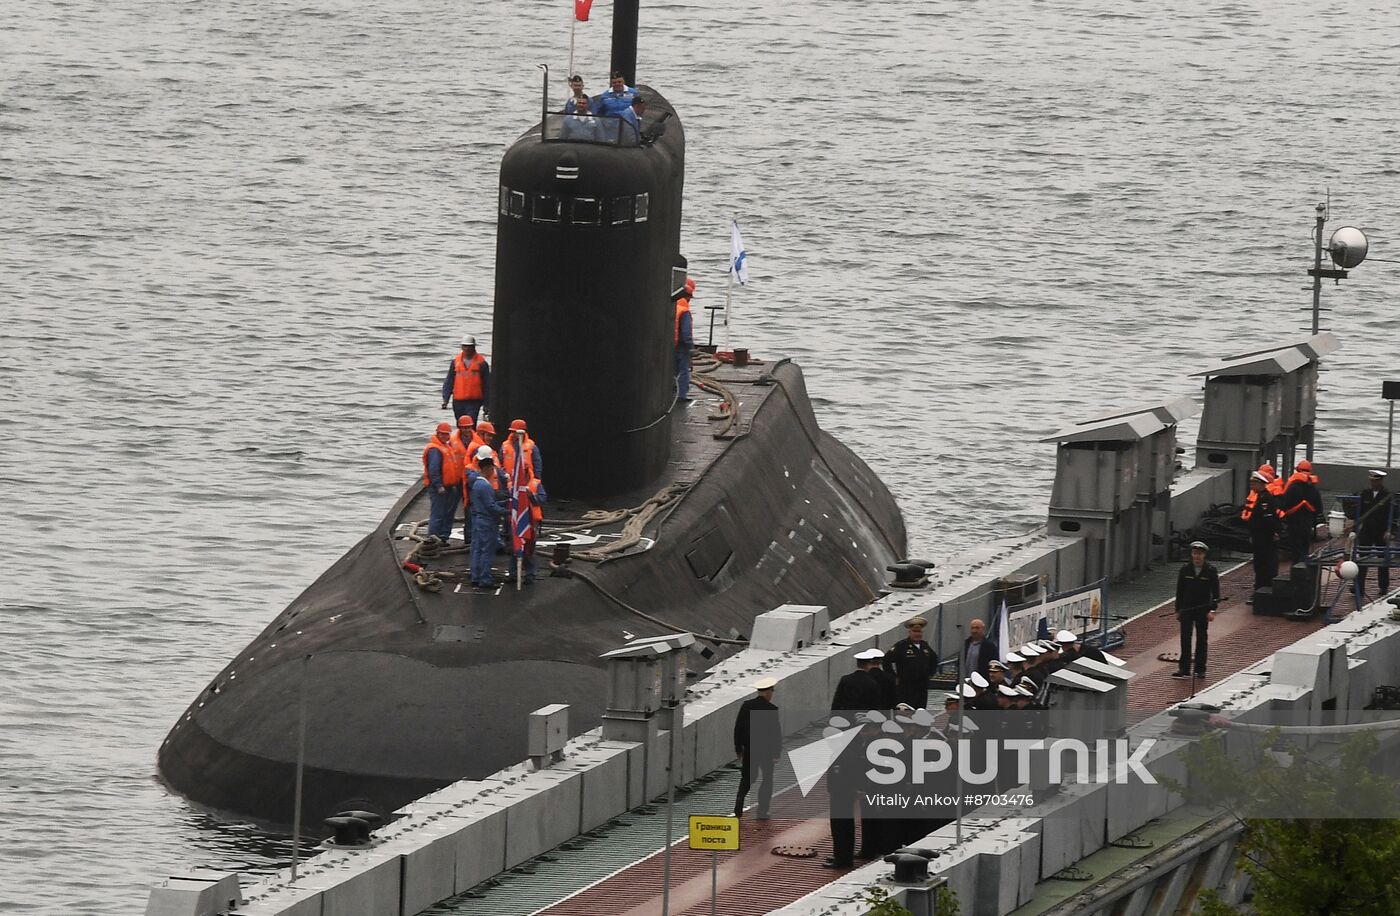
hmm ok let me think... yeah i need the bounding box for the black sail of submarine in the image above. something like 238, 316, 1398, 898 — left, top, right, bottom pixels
492, 94, 681, 497
156, 1, 907, 827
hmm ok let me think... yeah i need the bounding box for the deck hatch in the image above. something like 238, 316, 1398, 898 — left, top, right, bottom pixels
685, 527, 733, 582
432, 625, 485, 643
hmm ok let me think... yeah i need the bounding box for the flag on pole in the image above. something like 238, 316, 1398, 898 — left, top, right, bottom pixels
730, 220, 749, 286
510, 448, 532, 560
574, 0, 593, 21
1036, 588, 1051, 641
992, 598, 1010, 663
986, 597, 1009, 662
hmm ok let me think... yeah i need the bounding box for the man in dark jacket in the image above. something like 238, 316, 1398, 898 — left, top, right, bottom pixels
1352, 470, 1395, 595
832, 650, 885, 714
734, 677, 781, 818
884, 616, 939, 709
867, 649, 898, 711
1173, 540, 1220, 678
1241, 472, 1279, 602
962, 618, 998, 681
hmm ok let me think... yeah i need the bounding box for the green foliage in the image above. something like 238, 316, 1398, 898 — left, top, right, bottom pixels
861, 883, 959, 916
1169, 730, 1400, 915
863, 887, 913, 916
1164, 729, 1400, 819
934, 884, 961, 916
1196, 888, 1238, 916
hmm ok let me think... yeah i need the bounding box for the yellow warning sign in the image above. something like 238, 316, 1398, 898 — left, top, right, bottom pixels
687, 814, 740, 850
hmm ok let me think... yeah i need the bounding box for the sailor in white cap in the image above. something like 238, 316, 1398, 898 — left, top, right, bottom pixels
865, 647, 899, 711
1241, 470, 1280, 603
441, 333, 491, 423
964, 671, 994, 709
994, 683, 1021, 709
733, 677, 780, 819
1353, 469, 1395, 596
1172, 539, 1220, 679
831, 648, 886, 714
987, 658, 1008, 687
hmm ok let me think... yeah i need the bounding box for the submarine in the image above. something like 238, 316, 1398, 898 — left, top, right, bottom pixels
156, 0, 906, 827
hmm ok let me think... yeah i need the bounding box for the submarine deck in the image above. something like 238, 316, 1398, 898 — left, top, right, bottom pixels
395, 356, 783, 603
425, 551, 1335, 916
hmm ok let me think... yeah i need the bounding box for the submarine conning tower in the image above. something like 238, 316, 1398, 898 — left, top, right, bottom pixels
491, 0, 685, 499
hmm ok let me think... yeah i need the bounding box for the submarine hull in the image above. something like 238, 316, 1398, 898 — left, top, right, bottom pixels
157, 360, 905, 825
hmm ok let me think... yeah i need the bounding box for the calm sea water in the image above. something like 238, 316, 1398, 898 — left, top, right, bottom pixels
3, 0, 1398, 910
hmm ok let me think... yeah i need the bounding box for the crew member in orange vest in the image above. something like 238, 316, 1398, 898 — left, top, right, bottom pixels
449, 415, 475, 475
1279, 459, 1322, 563
447, 415, 475, 523
470, 421, 499, 473
500, 419, 543, 560
514, 477, 548, 582
440, 334, 491, 423
673, 278, 695, 408
500, 419, 544, 484
1240, 471, 1279, 602
1258, 463, 1285, 497
422, 422, 464, 541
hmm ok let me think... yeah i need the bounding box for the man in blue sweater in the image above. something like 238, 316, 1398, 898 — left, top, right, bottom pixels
466, 447, 509, 588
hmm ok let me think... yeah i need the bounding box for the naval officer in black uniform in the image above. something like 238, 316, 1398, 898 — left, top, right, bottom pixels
832, 648, 886, 713
733, 676, 781, 819
883, 615, 939, 709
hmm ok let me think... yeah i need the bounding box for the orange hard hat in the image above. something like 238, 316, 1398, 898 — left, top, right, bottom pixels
477, 421, 495, 435
435, 422, 452, 435
1296, 459, 1312, 472
510, 419, 527, 432
457, 415, 475, 428
1257, 463, 1276, 480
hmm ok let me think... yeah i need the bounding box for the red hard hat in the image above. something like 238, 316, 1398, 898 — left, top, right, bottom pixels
435, 422, 452, 434
1296, 459, 1312, 472
510, 419, 527, 432
477, 421, 495, 435
457, 415, 475, 428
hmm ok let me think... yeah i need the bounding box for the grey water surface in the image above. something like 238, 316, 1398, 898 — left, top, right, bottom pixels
3, 0, 1398, 910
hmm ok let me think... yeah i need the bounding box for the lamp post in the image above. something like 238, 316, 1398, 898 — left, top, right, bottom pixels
1303, 203, 1369, 460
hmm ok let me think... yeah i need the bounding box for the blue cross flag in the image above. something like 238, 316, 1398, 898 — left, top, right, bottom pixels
730, 220, 749, 286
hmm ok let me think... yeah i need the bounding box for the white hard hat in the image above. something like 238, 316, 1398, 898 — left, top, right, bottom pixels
461, 334, 477, 346
475, 446, 494, 461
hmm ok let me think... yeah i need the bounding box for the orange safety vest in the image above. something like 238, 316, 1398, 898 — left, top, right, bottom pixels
451, 352, 487, 401
1281, 472, 1317, 516
1266, 476, 1285, 497
448, 430, 473, 475
422, 437, 463, 488
1241, 490, 1261, 521
501, 436, 538, 484
674, 297, 691, 347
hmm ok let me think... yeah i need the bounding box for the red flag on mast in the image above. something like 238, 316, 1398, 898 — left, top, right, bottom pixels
575, 0, 593, 21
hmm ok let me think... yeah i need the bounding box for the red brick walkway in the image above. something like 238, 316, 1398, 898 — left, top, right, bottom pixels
541, 557, 1336, 916
1116, 559, 1324, 724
